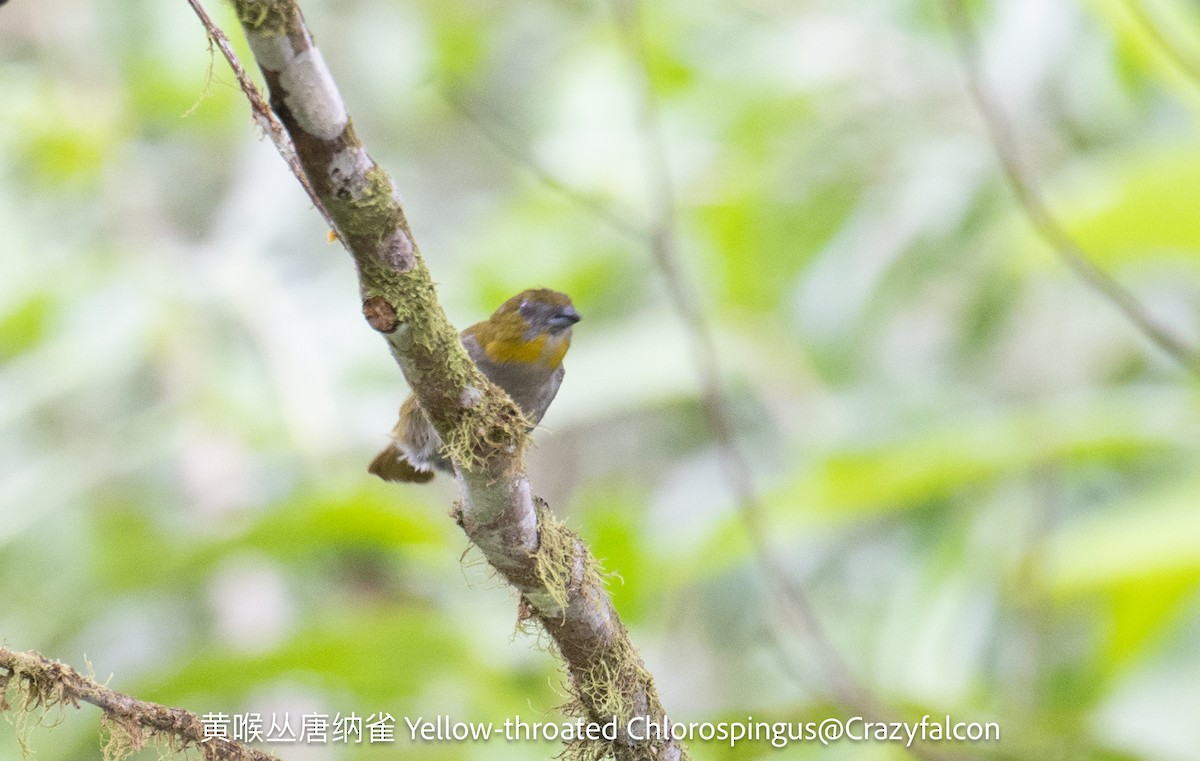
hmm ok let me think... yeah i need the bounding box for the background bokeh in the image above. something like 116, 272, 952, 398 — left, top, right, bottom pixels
3, 0, 1200, 759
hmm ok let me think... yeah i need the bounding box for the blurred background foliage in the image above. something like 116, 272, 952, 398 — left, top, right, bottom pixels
3, 0, 1200, 759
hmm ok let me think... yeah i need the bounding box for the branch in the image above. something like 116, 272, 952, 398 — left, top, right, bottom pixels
608, 0, 866, 703
0, 647, 279, 761
442, 81, 649, 242
185, 0, 337, 236
188, 1, 686, 759
942, 0, 1200, 376
607, 8, 983, 760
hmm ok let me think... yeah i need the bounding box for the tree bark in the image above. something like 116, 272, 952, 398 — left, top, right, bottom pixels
220, 2, 687, 758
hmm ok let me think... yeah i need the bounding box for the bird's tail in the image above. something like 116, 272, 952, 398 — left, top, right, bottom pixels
368, 442, 436, 483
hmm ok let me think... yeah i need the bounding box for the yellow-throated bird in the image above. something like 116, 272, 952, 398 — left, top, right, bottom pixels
369, 288, 580, 482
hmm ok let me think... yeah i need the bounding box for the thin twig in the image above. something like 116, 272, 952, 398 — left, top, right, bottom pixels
607, 0, 868, 707
607, 7, 989, 760
943, 0, 1200, 376
185, 2, 686, 758
446, 21, 867, 707
0, 647, 278, 761
183, 0, 341, 239
442, 81, 650, 241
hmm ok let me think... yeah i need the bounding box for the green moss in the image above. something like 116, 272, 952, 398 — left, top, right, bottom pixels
232, 0, 295, 36
328, 164, 404, 239
519, 508, 679, 761
559, 634, 671, 761
0, 652, 277, 761
101, 721, 137, 761
534, 499, 579, 616
358, 252, 527, 477
2, 656, 65, 758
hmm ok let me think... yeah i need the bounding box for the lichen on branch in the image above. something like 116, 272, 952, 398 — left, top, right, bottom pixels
0, 647, 278, 761
207, 1, 689, 758
228, 0, 525, 475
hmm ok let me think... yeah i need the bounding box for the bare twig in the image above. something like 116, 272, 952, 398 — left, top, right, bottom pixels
606, 7, 989, 760
607, 0, 867, 706
943, 0, 1200, 376
442, 81, 649, 241
0, 647, 278, 761
185, 1, 686, 759
184, 0, 340, 238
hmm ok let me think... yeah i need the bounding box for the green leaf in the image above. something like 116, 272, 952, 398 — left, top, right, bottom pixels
141, 609, 476, 706
772, 397, 1180, 521
0, 292, 53, 361
1043, 481, 1200, 673
1044, 482, 1200, 594
1054, 145, 1200, 267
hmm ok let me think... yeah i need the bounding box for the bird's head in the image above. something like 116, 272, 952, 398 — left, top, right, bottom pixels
469, 288, 581, 368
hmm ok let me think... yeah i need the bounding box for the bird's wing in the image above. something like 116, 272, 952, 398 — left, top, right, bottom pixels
528, 364, 565, 427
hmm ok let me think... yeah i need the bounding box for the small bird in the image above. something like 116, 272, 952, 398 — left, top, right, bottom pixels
369, 288, 581, 483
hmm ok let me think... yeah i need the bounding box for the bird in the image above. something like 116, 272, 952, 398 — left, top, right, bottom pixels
368, 288, 581, 483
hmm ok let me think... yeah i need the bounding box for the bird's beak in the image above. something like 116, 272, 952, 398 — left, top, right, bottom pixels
549, 306, 581, 329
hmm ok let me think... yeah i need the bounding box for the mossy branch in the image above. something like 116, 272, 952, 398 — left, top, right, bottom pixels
186, 1, 688, 759
0, 647, 279, 761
